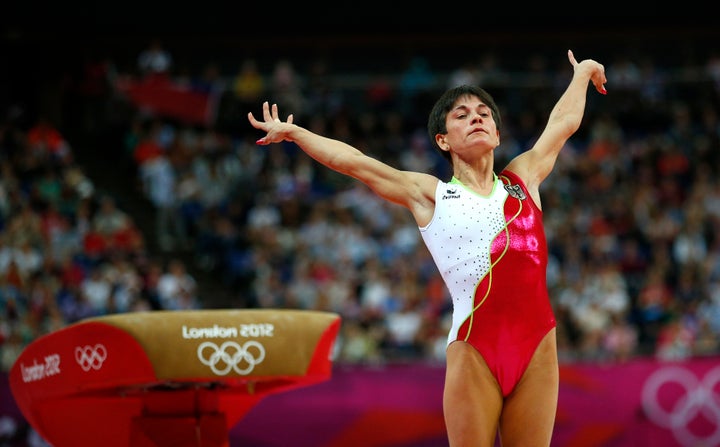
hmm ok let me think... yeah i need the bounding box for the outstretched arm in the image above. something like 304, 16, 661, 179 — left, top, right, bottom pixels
507, 49, 607, 202
248, 102, 438, 224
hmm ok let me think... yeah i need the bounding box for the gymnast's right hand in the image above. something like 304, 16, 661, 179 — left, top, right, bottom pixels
248, 101, 295, 145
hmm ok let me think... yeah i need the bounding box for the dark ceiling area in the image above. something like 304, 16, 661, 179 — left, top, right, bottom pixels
2, 7, 718, 121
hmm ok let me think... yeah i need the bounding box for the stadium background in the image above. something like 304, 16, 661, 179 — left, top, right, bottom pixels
2, 11, 720, 447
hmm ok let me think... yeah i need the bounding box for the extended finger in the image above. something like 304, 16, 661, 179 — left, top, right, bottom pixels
248, 111, 266, 128
597, 80, 608, 95
271, 103, 280, 122
261, 101, 273, 122
567, 49, 578, 67
596, 66, 608, 94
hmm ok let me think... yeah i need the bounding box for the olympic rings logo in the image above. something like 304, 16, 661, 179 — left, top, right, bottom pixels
642, 365, 720, 447
75, 344, 107, 372
197, 341, 266, 376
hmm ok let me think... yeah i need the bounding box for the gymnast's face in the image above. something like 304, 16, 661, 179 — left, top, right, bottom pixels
436, 95, 500, 158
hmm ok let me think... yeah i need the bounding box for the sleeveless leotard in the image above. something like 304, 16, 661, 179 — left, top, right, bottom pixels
419, 170, 556, 397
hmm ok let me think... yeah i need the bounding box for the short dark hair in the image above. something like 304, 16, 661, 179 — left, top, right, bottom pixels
427, 85, 501, 166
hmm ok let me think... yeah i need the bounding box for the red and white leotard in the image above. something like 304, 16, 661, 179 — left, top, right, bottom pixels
419, 170, 556, 397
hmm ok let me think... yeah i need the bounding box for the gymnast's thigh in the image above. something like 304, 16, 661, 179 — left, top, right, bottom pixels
444, 341, 503, 447
498, 328, 559, 447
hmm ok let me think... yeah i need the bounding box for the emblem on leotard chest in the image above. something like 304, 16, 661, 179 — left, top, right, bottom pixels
504, 184, 527, 200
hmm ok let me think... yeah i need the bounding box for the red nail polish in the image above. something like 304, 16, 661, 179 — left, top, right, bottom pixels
256, 139, 264, 144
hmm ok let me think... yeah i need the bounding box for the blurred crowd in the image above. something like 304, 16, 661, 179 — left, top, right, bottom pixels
3, 37, 720, 384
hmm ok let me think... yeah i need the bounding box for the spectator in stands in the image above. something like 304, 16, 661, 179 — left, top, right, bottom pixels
137, 38, 173, 80
269, 59, 305, 115
91, 195, 144, 256
397, 56, 437, 117
0, 326, 24, 373
232, 59, 265, 112
602, 312, 638, 363
26, 117, 72, 166
79, 264, 112, 315
139, 150, 189, 252
249, 49, 607, 447
156, 258, 199, 310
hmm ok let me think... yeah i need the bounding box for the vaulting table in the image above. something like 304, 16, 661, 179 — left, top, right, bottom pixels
9, 309, 342, 447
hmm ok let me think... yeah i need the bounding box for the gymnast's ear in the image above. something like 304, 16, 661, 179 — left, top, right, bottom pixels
436, 134, 450, 152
